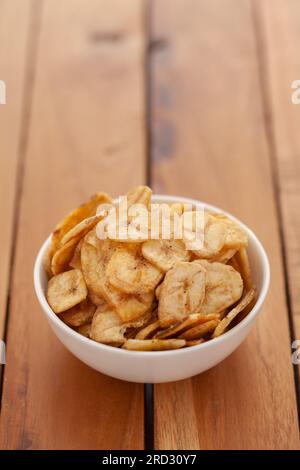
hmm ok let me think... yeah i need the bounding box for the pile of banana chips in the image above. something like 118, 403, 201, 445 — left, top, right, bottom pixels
45, 186, 256, 351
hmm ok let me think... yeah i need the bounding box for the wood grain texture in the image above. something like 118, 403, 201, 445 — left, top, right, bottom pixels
151, 0, 299, 449
0, 0, 33, 341
253, 0, 300, 373
0, 0, 146, 449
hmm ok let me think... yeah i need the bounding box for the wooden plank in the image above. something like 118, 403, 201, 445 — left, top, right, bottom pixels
253, 0, 300, 375
0, 0, 146, 449
0, 0, 33, 341
151, 0, 299, 449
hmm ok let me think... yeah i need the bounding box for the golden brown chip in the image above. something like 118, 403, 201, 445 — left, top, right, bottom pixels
185, 339, 205, 347
212, 288, 257, 337
155, 283, 162, 300
169, 203, 184, 216
59, 298, 96, 327
122, 338, 186, 351
179, 319, 220, 340
189, 212, 248, 263
142, 239, 191, 273
156, 313, 220, 339
211, 214, 248, 262
196, 260, 243, 314
234, 247, 253, 291
51, 239, 77, 275
158, 261, 206, 327
126, 185, 152, 208
43, 246, 53, 277
46, 269, 87, 314
112, 291, 154, 323
188, 212, 225, 259
135, 320, 161, 340
48, 192, 112, 264
69, 239, 83, 270
81, 236, 117, 302
81, 235, 154, 321
77, 323, 91, 337
60, 215, 101, 247
107, 246, 163, 295
90, 306, 151, 345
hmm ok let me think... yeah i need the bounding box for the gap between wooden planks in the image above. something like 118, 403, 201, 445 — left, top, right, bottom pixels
252, 0, 300, 385
0, 0, 147, 449
150, 0, 299, 449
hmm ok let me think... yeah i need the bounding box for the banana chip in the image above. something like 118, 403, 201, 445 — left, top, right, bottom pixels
158, 261, 206, 327
77, 323, 91, 338
81, 239, 154, 321
188, 213, 226, 259
212, 214, 248, 262
107, 246, 163, 294
135, 320, 161, 340
60, 215, 101, 247
51, 239, 77, 275
142, 239, 191, 272
90, 306, 151, 345
212, 288, 256, 337
179, 319, 220, 340
156, 313, 220, 339
122, 338, 186, 351
81, 236, 117, 303
155, 283, 162, 300
60, 298, 96, 327
196, 260, 243, 314
126, 185, 152, 208
69, 239, 83, 270
47, 269, 88, 313
185, 339, 205, 347
81, 237, 155, 321
46, 192, 112, 269
234, 247, 253, 291
112, 291, 154, 322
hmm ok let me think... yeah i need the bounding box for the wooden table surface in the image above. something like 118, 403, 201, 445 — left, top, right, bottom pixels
0, 0, 299, 450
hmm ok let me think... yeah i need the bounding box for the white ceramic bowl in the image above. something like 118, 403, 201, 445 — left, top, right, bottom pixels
34, 195, 270, 383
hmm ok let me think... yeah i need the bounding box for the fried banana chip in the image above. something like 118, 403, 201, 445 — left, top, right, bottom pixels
196, 260, 243, 314
47, 269, 87, 313
122, 338, 186, 351
69, 239, 83, 270
158, 261, 206, 327
77, 323, 91, 337
112, 291, 154, 322
47, 193, 112, 265
60, 215, 101, 247
60, 299, 96, 327
169, 203, 184, 216
81, 236, 154, 321
234, 247, 253, 291
212, 288, 257, 337
142, 239, 191, 272
81, 235, 117, 301
185, 339, 205, 347
126, 185, 152, 208
155, 283, 162, 300
51, 239, 77, 275
107, 246, 163, 294
90, 306, 151, 345
135, 320, 161, 340
156, 313, 220, 339
189, 213, 226, 259
212, 214, 248, 262
179, 319, 220, 340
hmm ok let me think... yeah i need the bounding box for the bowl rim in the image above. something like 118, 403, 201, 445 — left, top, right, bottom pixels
33, 195, 270, 357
